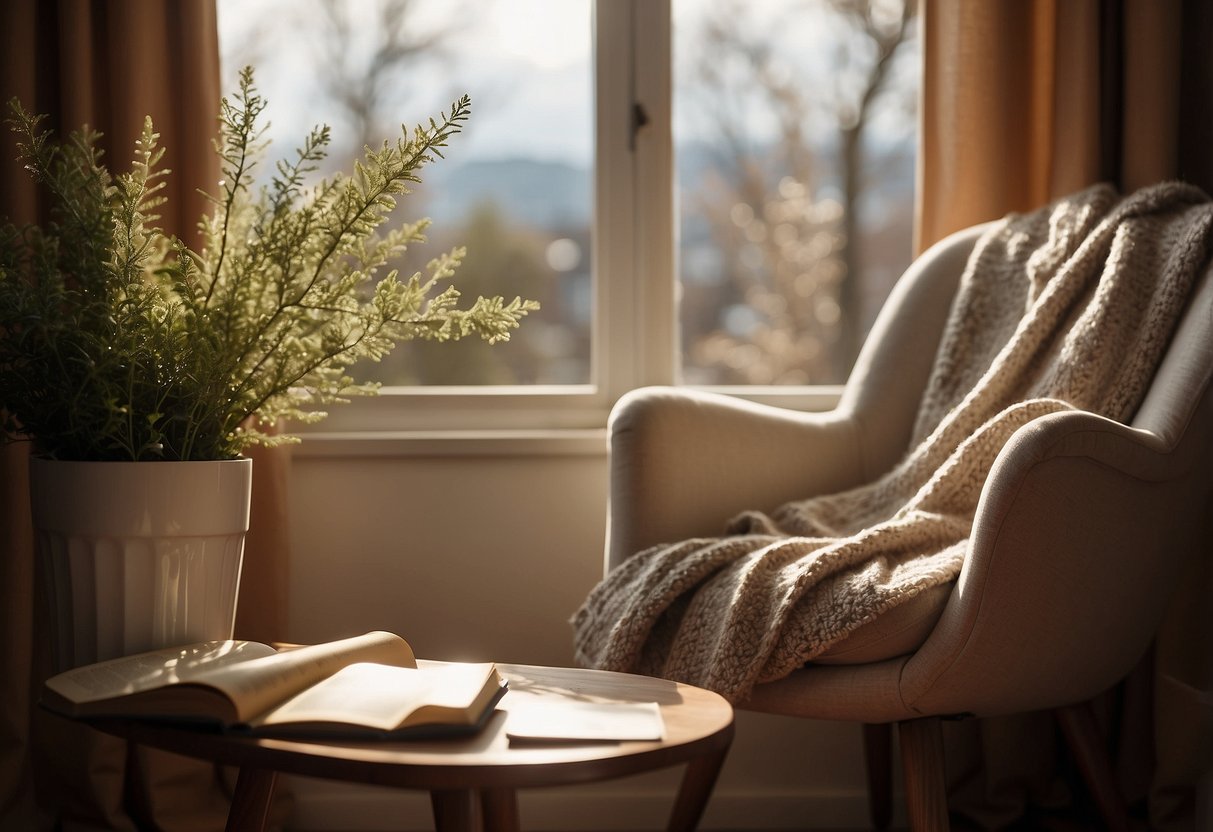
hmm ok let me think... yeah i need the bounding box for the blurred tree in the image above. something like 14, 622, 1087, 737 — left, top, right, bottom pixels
220, 0, 461, 156
310, 0, 461, 154
826, 0, 918, 375
681, 0, 918, 385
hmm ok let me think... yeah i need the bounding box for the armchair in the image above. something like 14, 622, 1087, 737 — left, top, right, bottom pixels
603, 221, 1213, 830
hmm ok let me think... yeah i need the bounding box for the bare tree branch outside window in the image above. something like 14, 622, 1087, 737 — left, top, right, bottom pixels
677, 0, 919, 385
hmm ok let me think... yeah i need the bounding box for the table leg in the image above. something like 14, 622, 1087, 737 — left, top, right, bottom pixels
225, 767, 277, 832
431, 788, 478, 832
666, 745, 730, 832
480, 787, 520, 832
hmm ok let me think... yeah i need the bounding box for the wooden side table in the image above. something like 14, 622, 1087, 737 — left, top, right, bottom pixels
91, 663, 735, 832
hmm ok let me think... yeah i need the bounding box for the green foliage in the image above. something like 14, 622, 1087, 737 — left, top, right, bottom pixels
0, 67, 538, 460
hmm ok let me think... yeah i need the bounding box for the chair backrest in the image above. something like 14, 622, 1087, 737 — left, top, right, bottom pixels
836, 224, 988, 481
898, 255, 1213, 718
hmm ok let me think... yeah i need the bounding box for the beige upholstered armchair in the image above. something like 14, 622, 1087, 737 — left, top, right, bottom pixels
603, 224, 1213, 830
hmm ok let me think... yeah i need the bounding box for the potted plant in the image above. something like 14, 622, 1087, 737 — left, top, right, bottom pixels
0, 68, 537, 670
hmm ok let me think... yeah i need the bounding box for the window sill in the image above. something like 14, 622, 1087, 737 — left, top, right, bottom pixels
289, 428, 609, 459
286, 385, 843, 458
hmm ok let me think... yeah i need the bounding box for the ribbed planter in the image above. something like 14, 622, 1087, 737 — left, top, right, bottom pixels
29, 457, 253, 672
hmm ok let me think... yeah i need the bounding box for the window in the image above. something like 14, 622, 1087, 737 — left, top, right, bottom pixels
217, 0, 918, 436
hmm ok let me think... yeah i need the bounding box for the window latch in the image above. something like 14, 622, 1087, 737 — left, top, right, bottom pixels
630, 102, 650, 151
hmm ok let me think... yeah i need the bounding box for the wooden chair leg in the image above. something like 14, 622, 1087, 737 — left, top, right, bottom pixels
863, 722, 893, 830
1055, 702, 1132, 832
899, 717, 950, 832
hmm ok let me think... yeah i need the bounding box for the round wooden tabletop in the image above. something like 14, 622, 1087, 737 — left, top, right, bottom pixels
94, 663, 734, 830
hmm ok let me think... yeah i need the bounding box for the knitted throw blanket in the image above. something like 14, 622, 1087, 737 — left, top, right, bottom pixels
572, 182, 1213, 703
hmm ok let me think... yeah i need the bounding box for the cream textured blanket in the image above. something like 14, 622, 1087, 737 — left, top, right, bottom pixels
572, 182, 1213, 703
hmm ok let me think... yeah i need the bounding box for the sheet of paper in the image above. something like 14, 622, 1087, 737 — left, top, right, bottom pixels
504, 699, 664, 743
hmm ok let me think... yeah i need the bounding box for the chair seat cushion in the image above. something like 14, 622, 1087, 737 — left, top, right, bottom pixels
813, 582, 953, 665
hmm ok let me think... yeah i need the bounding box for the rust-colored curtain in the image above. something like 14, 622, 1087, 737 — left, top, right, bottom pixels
917, 0, 1212, 249
915, 1, 1212, 829
0, 2, 291, 828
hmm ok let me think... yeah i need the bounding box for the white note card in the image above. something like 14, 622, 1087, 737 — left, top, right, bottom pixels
505, 700, 664, 743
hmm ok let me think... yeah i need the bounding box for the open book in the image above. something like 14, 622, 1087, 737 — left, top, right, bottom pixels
41, 631, 506, 739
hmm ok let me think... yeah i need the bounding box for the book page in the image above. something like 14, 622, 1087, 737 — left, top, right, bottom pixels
252, 661, 497, 732
44, 630, 417, 725
45, 641, 277, 705
197, 631, 417, 722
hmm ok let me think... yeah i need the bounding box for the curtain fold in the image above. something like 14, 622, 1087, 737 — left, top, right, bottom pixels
916, 1, 1211, 829
916, 0, 1211, 251
0, 2, 291, 829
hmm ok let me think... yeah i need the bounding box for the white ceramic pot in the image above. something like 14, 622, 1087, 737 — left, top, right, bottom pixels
29, 457, 253, 671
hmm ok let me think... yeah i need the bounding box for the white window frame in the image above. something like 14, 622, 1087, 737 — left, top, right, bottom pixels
294, 0, 841, 455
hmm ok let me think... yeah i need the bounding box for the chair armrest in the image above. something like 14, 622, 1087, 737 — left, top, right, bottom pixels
606, 386, 865, 570
902, 400, 1213, 718
604, 224, 989, 574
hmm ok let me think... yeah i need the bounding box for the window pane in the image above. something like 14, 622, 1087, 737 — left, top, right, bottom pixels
218, 0, 593, 385
674, 0, 919, 385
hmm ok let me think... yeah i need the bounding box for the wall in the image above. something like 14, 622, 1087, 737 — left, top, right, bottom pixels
283, 444, 892, 830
